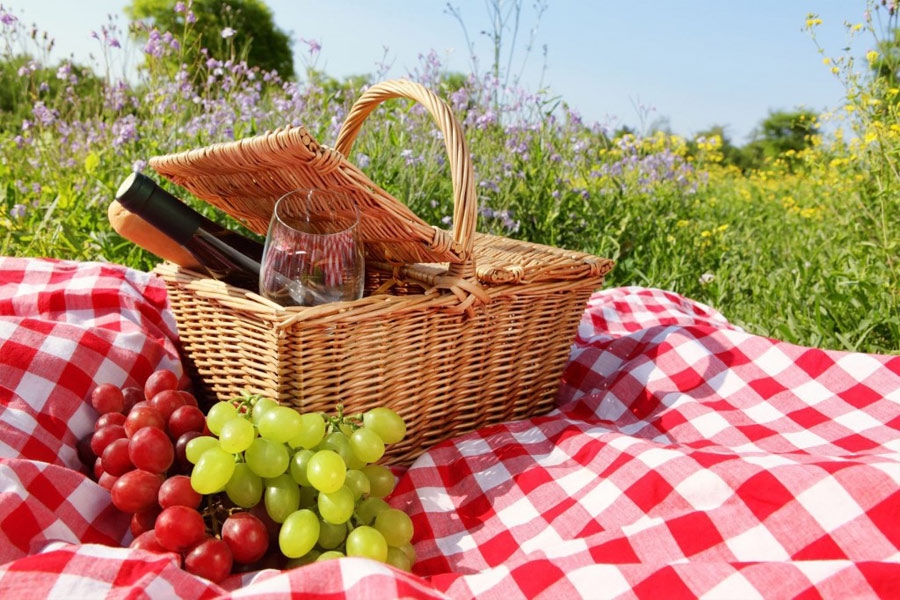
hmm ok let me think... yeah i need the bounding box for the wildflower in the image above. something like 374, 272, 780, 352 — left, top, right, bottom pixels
32, 102, 56, 126
10, 204, 26, 220
699, 272, 715, 285
300, 38, 321, 56
1, 9, 18, 26
221, 27, 236, 39
17, 61, 36, 77
355, 153, 370, 169
867, 50, 879, 65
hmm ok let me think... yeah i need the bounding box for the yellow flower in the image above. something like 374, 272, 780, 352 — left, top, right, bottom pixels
867, 50, 879, 65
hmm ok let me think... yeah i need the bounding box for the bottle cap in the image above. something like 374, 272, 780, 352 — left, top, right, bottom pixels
115, 172, 202, 244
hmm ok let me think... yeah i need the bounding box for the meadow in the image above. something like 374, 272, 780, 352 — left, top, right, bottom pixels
1, 5, 897, 354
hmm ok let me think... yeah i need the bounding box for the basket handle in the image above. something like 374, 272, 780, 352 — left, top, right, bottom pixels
334, 79, 477, 280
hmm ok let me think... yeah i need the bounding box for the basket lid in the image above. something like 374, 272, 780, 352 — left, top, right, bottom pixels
149, 125, 462, 268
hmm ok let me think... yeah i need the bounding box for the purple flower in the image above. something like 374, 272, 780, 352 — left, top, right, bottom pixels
1, 9, 18, 27
32, 102, 56, 126
10, 204, 26, 220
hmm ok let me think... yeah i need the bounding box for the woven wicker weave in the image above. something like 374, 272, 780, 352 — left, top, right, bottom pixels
150, 79, 614, 465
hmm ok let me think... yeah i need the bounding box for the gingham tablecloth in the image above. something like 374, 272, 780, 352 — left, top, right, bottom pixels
0, 257, 897, 599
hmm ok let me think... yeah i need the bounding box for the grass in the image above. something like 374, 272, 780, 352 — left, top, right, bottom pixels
0, 4, 897, 354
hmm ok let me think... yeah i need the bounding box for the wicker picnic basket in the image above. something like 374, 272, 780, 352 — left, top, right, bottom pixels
150, 79, 614, 465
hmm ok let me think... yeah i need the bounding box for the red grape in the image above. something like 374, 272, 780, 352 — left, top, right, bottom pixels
124, 404, 166, 437
130, 506, 161, 538
155, 505, 207, 553
110, 469, 163, 513
179, 390, 200, 408
158, 475, 202, 509
91, 383, 125, 415
174, 431, 202, 474
184, 537, 233, 583
168, 405, 206, 439
129, 426, 174, 474
221, 512, 269, 564
90, 424, 127, 457
148, 389, 185, 421
122, 387, 144, 413
144, 369, 179, 400
95, 412, 127, 430
97, 471, 118, 491
130, 530, 170, 555
101, 437, 134, 476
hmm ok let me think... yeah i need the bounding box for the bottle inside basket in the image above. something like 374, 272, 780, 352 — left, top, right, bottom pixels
114, 172, 264, 290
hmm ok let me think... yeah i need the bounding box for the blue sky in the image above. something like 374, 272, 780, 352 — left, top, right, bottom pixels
2, 1, 878, 142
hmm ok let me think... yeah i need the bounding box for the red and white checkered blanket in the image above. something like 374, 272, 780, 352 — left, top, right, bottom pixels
0, 256, 897, 599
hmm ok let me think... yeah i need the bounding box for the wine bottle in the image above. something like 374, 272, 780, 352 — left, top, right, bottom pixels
115, 172, 264, 290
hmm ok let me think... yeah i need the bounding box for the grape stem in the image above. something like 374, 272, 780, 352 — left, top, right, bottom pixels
325, 403, 363, 432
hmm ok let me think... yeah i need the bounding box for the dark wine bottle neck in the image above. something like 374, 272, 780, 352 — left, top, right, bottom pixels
116, 172, 216, 246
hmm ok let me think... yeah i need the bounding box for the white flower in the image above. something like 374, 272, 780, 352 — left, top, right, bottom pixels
221, 27, 236, 39
699, 272, 715, 285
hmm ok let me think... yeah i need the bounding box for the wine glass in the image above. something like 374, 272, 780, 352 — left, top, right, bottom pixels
259, 189, 365, 306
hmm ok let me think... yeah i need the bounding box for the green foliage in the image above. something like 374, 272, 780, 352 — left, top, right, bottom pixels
741, 109, 820, 170
127, 0, 294, 79
0, 2, 897, 355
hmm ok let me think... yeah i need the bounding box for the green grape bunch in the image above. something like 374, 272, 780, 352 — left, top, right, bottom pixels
187, 394, 415, 570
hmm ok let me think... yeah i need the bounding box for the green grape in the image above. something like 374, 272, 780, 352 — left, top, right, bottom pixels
317, 485, 355, 524
306, 449, 346, 494
191, 446, 236, 494
397, 541, 416, 565
218, 416, 256, 454
289, 448, 313, 487
374, 508, 414, 547
244, 437, 289, 478
320, 431, 364, 470
316, 550, 345, 561
285, 550, 320, 569
288, 412, 326, 450
224, 462, 263, 508
185, 435, 219, 464
206, 401, 239, 435
299, 485, 318, 509
350, 427, 385, 463
251, 397, 279, 426
279, 509, 320, 559
258, 405, 303, 444
386, 546, 412, 572
363, 463, 396, 498
265, 474, 301, 523
317, 518, 347, 550
345, 525, 388, 562
356, 496, 390, 526
363, 407, 407, 444
344, 469, 371, 499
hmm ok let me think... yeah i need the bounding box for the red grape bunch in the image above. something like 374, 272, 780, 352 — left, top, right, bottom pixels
80, 369, 415, 583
